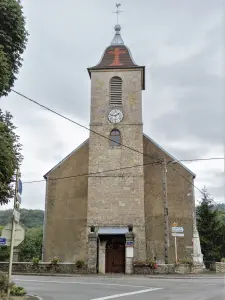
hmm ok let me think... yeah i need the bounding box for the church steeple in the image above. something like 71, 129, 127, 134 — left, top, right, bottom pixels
110, 24, 124, 45
88, 22, 145, 89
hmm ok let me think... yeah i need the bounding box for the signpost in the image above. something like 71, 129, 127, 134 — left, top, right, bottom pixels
5, 170, 23, 299
13, 209, 20, 223
172, 222, 184, 264
1, 222, 25, 247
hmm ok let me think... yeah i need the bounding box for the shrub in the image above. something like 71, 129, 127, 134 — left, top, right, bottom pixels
221, 258, 225, 263
0, 271, 8, 293
75, 260, 85, 269
176, 257, 193, 266
50, 256, 61, 265
10, 285, 26, 296
32, 257, 40, 265
148, 260, 158, 269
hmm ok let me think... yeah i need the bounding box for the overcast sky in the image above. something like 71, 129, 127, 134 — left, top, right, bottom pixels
1, 0, 224, 210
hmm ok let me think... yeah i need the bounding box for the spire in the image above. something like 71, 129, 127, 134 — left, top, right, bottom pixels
87, 3, 145, 90
111, 24, 124, 45
111, 4, 124, 45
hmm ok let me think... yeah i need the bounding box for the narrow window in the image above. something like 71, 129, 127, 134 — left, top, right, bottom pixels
110, 129, 121, 147
110, 76, 122, 106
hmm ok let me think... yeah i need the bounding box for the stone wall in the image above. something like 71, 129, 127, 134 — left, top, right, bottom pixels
0, 262, 87, 274
216, 262, 225, 273
44, 140, 89, 262
134, 263, 203, 275
143, 135, 194, 263
0, 262, 204, 275
134, 264, 175, 274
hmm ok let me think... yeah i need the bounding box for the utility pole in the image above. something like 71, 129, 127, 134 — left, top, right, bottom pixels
162, 158, 169, 264
7, 169, 19, 300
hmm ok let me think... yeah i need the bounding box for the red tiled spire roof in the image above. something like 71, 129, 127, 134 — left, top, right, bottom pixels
87, 24, 145, 90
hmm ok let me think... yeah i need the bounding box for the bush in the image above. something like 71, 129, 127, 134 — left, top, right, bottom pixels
75, 260, 85, 269
50, 256, 61, 265
0, 271, 8, 293
176, 257, 193, 266
32, 257, 40, 265
10, 285, 26, 296
221, 258, 225, 262
148, 260, 158, 269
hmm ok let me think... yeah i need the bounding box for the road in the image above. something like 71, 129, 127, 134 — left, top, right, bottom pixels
14, 274, 225, 300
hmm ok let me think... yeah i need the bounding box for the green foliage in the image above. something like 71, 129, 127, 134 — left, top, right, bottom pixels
0, 110, 23, 205
32, 257, 40, 265
19, 227, 43, 262
0, 271, 8, 292
177, 257, 193, 266
10, 284, 26, 296
0, 209, 44, 227
221, 258, 225, 263
75, 260, 85, 269
197, 187, 224, 262
0, 246, 10, 262
148, 260, 158, 269
0, 0, 28, 97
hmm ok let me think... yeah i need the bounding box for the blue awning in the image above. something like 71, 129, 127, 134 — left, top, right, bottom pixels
98, 227, 128, 235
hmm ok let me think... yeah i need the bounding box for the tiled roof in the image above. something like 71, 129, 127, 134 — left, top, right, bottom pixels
87, 25, 145, 89
91, 45, 138, 69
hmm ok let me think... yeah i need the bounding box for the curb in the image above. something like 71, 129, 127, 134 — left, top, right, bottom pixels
147, 275, 224, 279
13, 272, 225, 279
27, 295, 43, 300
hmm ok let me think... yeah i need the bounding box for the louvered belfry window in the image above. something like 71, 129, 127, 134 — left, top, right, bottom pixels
110, 76, 122, 106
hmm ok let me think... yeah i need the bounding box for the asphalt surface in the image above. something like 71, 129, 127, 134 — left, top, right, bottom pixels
14, 274, 225, 300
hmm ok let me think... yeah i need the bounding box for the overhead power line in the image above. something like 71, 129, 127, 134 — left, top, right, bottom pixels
11, 89, 223, 197
22, 156, 224, 184
22, 161, 160, 184
171, 157, 224, 163
11, 89, 162, 165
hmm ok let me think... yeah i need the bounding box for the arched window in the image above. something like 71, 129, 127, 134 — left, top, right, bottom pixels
110, 129, 121, 147
110, 76, 122, 106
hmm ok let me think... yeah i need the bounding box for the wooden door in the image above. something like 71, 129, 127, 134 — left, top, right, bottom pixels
105, 239, 125, 273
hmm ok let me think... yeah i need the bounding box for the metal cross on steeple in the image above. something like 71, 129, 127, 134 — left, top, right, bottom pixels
113, 3, 123, 25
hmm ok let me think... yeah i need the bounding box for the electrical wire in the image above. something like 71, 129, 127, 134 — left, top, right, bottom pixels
22, 160, 161, 184
11, 89, 163, 165
11, 89, 224, 197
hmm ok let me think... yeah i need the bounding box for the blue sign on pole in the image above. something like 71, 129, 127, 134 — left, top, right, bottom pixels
0, 238, 6, 246
18, 178, 22, 195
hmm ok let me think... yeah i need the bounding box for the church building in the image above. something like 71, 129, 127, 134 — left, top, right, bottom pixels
43, 24, 199, 273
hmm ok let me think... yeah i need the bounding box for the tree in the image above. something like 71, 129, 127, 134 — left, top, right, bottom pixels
19, 227, 43, 262
0, 109, 23, 205
0, 209, 44, 227
0, 0, 28, 96
197, 187, 223, 262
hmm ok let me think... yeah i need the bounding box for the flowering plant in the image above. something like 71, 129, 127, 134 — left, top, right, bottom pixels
50, 256, 62, 265
148, 260, 158, 269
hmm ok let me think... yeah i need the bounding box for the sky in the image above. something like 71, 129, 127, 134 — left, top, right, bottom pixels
0, 0, 224, 210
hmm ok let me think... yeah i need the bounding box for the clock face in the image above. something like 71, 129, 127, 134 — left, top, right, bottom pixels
108, 109, 123, 124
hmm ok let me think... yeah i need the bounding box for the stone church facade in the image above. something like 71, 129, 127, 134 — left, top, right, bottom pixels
43, 25, 197, 273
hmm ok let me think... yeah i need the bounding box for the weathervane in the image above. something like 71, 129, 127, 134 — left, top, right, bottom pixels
113, 3, 123, 25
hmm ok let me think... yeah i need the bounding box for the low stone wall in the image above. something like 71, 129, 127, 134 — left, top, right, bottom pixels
134, 264, 175, 274
0, 262, 88, 274
134, 264, 204, 275
0, 262, 204, 275
216, 262, 225, 273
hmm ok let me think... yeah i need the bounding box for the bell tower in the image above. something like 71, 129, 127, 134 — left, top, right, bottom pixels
87, 23, 146, 262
